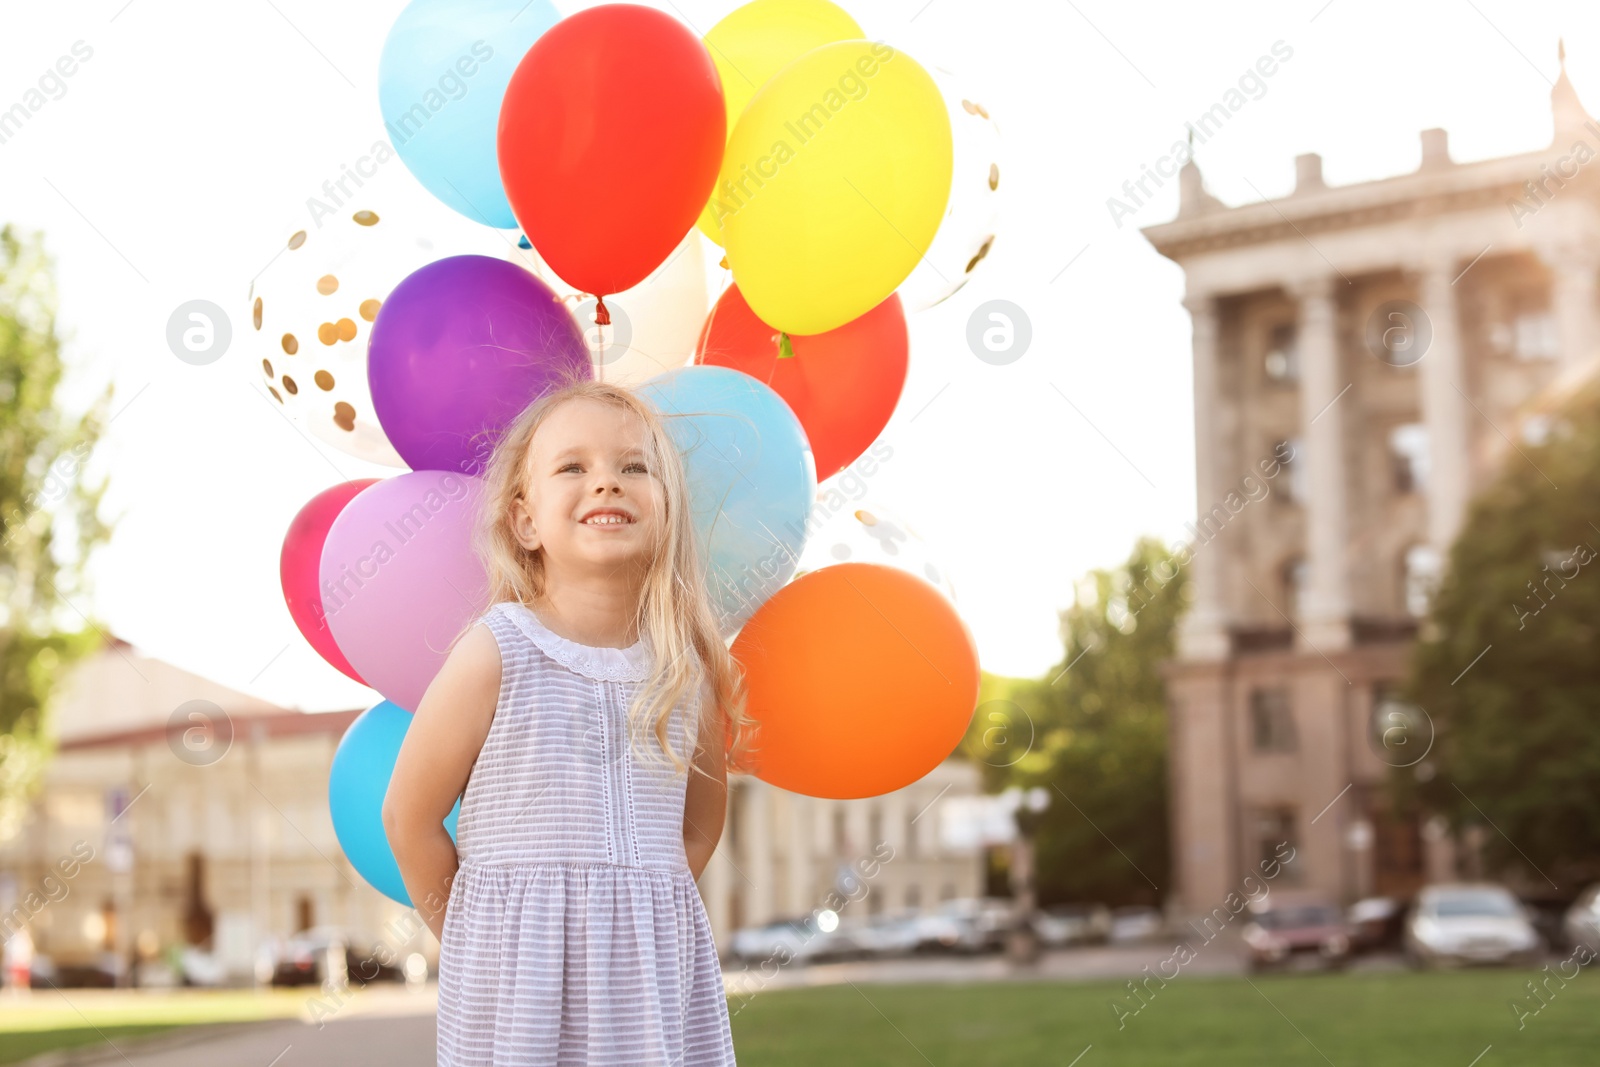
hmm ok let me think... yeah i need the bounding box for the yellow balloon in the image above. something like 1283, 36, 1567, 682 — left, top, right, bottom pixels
696, 0, 864, 247
717, 40, 953, 336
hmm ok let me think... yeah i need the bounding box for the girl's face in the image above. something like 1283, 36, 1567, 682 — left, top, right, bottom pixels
512, 398, 661, 579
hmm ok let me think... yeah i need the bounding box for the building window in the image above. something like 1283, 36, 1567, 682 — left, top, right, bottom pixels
1264, 322, 1299, 382
940, 883, 957, 902
1514, 309, 1560, 361
1275, 437, 1306, 504
1255, 808, 1300, 881
905, 810, 919, 859
905, 884, 921, 910
1402, 544, 1441, 617
833, 808, 846, 855
1281, 557, 1308, 619
1250, 686, 1297, 752
1389, 423, 1429, 493
869, 809, 882, 850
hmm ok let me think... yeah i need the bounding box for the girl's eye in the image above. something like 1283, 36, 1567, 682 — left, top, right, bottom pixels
625, 462, 648, 474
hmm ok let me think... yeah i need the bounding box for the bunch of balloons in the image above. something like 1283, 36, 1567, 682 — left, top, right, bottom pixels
266, 0, 995, 904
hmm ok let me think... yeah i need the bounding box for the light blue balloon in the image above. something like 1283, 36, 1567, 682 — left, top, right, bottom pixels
378, 0, 560, 228
639, 366, 817, 633
329, 701, 460, 906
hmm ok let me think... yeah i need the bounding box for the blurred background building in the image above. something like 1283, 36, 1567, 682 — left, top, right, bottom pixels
0, 635, 987, 980
706, 761, 986, 947
0, 637, 408, 985
1145, 45, 1599, 916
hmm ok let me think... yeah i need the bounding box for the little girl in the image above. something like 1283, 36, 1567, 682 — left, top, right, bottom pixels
384, 377, 754, 1066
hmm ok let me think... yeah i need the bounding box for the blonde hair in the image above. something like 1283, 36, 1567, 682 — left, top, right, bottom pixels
461, 373, 756, 781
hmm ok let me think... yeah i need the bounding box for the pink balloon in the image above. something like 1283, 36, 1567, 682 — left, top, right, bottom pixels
281, 479, 378, 685
319, 471, 490, 712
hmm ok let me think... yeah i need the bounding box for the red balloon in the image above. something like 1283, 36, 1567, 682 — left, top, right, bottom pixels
498, 4, 725, 310
696, 285, 908, 480
281, 480, 377, 685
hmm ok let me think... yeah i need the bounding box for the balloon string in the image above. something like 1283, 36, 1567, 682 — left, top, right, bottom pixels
594, 295, 611, 327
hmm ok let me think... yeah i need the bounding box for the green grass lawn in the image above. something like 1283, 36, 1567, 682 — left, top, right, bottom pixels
0, 1026, 182, 1065
728, 968, 1600, 1066
0, 988, 324, 1065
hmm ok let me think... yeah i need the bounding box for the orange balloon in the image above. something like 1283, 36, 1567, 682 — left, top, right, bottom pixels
731, 563, 979, 799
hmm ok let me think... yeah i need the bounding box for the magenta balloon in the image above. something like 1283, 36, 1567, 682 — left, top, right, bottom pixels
368, 254, 591, 475
319, 470, 490, 712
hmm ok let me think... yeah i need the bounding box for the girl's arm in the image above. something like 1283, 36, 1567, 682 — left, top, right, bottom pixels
382, 622, 501, 942
682, 692, 729, 883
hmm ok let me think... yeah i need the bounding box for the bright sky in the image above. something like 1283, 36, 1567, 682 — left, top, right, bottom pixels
3, 0, 1598, 714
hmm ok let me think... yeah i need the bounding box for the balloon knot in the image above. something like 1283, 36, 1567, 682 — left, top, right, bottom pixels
776, 332, 795, 359
594, 296, 611, 327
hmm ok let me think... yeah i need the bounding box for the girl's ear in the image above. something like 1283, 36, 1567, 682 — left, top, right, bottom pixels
511, 495, 541, 551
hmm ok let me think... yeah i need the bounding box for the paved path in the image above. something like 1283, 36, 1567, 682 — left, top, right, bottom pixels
29, 1013, 438, 1067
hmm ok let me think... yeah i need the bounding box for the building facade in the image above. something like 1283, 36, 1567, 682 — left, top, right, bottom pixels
703, 760, 986, 947
1143, 49, 1600, 915
0, 640, 410, 983
1, 636, 986, 980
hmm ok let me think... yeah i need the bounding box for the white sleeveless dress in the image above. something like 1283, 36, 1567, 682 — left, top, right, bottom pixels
435, 600, 737, 1066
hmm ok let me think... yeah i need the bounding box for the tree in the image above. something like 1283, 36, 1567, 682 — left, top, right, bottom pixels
0, 224, 115, 842
963, 537, 1186, 907
1403, 374, 1600, 887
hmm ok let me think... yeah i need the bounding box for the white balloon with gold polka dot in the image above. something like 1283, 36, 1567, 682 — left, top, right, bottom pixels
895, 62, 1004, 313
247, 205, 439, 467
502, 229, 709, 387
790, 500, 959, 607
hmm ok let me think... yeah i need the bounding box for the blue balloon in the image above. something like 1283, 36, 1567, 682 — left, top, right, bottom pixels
329, 701, 460, 906
638, 366, 817, 633
378, 0, 560, 228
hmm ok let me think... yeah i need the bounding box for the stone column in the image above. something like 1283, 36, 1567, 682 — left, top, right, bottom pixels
1414, 254, 1472, 550
786, 793, 812, 915
703, 819, 731, 950
1177, 291, 1230, 660
1542, 243, 1600, 372
1290, 273, 1352, 649
747, 777, 774, 926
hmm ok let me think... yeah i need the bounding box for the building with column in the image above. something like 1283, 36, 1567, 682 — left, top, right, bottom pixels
699, 762, 988, 956
1142, 46, 1600, 915
0, 638, 414, 985
2, 632, 989, 976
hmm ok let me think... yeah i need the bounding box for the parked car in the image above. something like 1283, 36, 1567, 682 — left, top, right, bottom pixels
907, 910, 968, 954
1108, 906, 1164, 944
1404, 884, 1542, 968
1561, 884, 1600, 954
1242, 896, 1351, 971
31, 952, 120, 988
265, 927, 404, 988
935, 898, 1018, 954
1030, 904, 1112, 947
729, 915, 835, 965
853, 910, 924, 958
1347, 896, 1408, 954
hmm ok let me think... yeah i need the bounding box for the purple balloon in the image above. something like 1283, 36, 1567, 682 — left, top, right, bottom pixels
320, 470, 490, 713
369, 254, 591, 474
